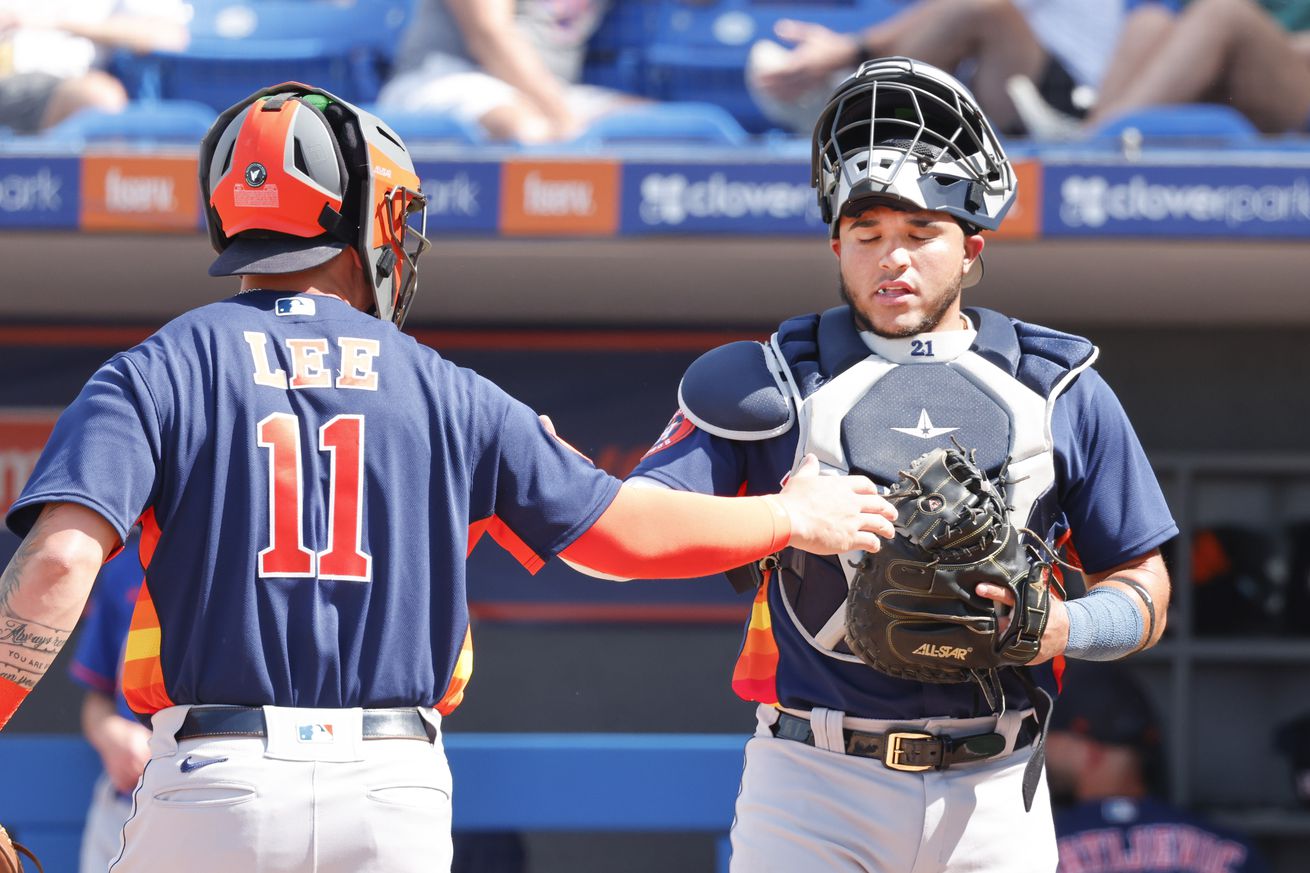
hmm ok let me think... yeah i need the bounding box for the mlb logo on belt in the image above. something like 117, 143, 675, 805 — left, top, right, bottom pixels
276, 297, 316, 317
297, 723, 335, 743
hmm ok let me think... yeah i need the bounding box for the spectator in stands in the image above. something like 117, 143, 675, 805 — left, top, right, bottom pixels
69, 529, 147, 873
745, 0, 1177, 135
1067, 0, 1310, 136
378, 0, 641, 144
0, 0, 189, 135
1048, 661, 1270, 873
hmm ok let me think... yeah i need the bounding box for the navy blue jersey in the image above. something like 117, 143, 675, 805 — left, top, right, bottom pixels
1056, 798, 1268, 873
630, 311, 1176, 719
69, 532, 143, 723
9, 291, 620, 715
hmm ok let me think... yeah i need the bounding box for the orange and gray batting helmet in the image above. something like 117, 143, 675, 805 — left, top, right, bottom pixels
200, 82, 430, 327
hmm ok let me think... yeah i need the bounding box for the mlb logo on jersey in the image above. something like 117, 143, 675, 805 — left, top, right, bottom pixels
297, 723, 335, 743
276, 297, 316, 317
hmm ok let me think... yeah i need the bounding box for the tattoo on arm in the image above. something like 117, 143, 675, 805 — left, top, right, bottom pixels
0, 533, 73, 690
0, 531, 36, 618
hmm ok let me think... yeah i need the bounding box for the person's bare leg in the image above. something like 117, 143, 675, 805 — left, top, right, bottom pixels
38, 71, 127, 130
862, 0, 1047, 130
1090, 0, 1310, 132
1094, 3, 1176, 109
1292, 30, 1310, 67
1220, 0, 1310, 131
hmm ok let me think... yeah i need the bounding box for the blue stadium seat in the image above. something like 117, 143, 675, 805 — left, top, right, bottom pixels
576, 102, 749, 147
359, 105, 486, 145
1088, 104, 1261, 145
36, 100, 218, 145
644, 0, 912, 132
117, 0, 412, 112
582, 0, 657, 94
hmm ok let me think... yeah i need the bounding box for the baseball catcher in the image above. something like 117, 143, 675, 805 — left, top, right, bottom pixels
0, 825, 41, 873
622, 56, 1176, 871
845, 445, 1054, 703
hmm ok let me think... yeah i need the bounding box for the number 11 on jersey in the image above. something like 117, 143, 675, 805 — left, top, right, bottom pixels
257, 413, 372, 582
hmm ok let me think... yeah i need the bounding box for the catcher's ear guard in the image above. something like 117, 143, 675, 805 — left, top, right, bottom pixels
200, 82, 431, 328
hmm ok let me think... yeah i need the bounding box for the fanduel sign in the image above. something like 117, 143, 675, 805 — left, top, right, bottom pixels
622, 163, 823, 234
1045, 165, 1310, 236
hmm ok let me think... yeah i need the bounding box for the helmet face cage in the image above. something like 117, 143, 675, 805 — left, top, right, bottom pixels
811, 57, 1016, 233
201, 82, 432, 328
380, 185, 431, 329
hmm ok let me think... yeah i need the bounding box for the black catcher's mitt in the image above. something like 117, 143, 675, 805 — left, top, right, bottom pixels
844, 446, 1052, 683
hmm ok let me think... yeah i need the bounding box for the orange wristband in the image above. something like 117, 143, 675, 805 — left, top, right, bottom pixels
0, 676, 29, 732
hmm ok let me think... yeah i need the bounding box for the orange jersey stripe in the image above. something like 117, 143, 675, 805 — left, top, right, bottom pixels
138, 508, 160, 565
1050, 530, 1077, 692
487, 516, 545, 574
122, 579, 174, 715
731, 570, 779, 705
435, 626, 473, 715
122, 510, 174, 715
468, 517, 490, 556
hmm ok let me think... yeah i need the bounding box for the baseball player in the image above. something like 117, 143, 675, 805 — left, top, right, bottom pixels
622, 58, 1177, 871
1049, 662, 1270, 873
0, 82, 896, 873
69, 529, 147, 873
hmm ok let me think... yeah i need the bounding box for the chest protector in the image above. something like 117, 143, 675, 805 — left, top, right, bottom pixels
678, 306, 1097, 665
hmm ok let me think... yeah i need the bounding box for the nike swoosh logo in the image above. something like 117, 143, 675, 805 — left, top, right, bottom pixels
179, 754, 228, 773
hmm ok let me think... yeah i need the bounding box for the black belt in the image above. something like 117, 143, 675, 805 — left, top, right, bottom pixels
770, 711, 1036, 772
175, 706, 434, 742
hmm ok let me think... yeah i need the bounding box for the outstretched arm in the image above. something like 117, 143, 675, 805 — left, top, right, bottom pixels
561, 454, 897, 579
0, 503, 118, 730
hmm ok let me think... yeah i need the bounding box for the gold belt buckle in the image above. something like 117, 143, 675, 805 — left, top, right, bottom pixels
884, 731, 935, 772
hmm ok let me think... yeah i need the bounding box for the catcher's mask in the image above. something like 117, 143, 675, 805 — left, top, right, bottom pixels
811, 57, 1016, 287
201, 82, 430, 327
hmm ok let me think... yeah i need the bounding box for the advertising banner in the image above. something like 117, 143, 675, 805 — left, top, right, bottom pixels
620, 161, 823, 235
990, 159, 1042, 241
1043, 164, 1310, 237
80, 154, 202, 232
0, 157, 79, 229
414, 160, 501, 234
500, 160, 620, 236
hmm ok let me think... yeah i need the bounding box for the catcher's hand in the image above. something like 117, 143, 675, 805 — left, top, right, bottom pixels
844, 445, 1052, 683
0, 825, 42, 873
